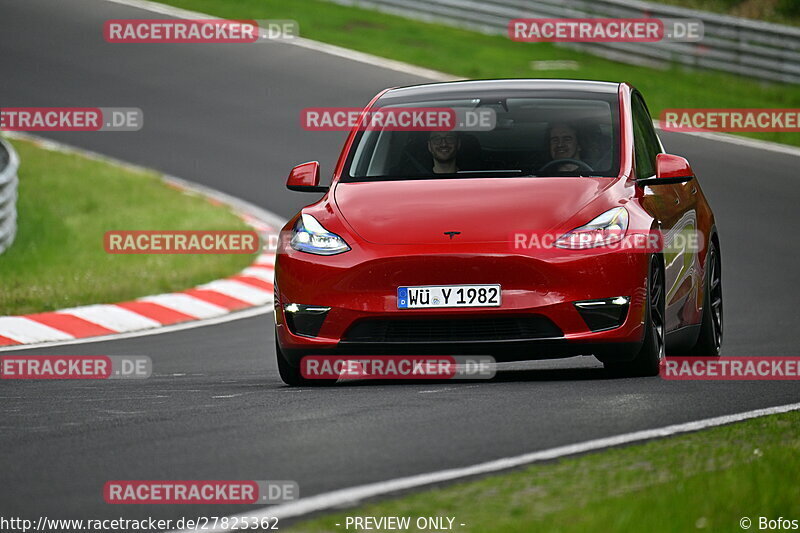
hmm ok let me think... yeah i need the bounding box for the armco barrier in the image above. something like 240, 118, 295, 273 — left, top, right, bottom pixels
329, 0, 800, 84
0, 137, 19, 255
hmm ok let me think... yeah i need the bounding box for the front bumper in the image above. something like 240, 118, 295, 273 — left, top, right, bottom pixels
275, 242, 649, 364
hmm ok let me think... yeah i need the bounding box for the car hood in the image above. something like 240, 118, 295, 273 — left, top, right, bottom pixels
333, 177, 616, 245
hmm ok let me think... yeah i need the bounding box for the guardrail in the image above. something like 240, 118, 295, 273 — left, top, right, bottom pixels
0, 137, 20, 255
329, 0, 800, 84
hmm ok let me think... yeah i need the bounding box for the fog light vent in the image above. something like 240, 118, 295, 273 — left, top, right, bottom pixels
284, 304, 330, 337
574, 297, 630, 332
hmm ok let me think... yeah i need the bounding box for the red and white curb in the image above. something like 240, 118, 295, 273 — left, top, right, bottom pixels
0, 251, 276, 347
0, 132, 286, 348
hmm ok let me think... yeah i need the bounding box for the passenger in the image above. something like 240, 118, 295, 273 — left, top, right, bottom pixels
578, 123, 612, 170
427, 131, 460, 174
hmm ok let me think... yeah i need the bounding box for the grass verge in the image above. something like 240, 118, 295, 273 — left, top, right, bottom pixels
0, 137, 256, 315
289, 410, 800, 532
157, 0, 800, 147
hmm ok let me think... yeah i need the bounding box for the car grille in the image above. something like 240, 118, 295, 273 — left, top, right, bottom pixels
343, 316, 562, 343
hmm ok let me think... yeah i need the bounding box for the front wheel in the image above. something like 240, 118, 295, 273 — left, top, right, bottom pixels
275, 337, 337, 387
276, 338, 307, 386
605, 255, 665, 377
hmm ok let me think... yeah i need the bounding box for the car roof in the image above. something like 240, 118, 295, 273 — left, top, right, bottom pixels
380, 79, 622, 101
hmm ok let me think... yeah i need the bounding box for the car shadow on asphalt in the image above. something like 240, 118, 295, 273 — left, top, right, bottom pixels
283, 365, 621, 388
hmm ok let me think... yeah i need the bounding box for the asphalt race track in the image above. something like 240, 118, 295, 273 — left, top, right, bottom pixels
1, 0, 799, 525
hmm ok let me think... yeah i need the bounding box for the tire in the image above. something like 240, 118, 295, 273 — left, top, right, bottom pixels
275, 337, 337, 387
276, 338, 306, 386
684, 239, 723, 357
605, 255, 666, 377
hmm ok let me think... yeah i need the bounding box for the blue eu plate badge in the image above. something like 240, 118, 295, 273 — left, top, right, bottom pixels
397, 287, 409, 309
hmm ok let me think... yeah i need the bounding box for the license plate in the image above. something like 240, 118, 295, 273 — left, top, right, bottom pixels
397, 284, 501, 309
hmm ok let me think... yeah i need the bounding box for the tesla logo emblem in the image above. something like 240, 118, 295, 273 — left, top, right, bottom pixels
444, 231, 461, 240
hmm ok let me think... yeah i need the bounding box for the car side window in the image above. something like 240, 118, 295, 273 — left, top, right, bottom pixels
631, 93, 661, 179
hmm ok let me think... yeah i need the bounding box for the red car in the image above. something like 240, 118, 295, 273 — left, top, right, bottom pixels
274, 79, 722, 385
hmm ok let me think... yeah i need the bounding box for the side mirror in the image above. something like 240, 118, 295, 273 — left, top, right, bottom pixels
637, 154, 695, 186
287, 161, 328, 192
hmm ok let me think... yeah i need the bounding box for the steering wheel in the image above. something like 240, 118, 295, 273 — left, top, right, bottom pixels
539, 158, 594, 175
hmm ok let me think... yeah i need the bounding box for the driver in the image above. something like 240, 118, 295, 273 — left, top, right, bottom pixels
546, 122, 585, 173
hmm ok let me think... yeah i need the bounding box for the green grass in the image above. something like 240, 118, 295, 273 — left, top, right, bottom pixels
157, 0, 800, 147
289, 410, 800, 532
0, 137, 256, 315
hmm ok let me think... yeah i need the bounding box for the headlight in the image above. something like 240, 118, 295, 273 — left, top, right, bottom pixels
555, 207, 629, 249
290, 214, 350, 255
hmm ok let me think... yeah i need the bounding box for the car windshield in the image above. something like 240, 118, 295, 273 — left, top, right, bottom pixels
344, 92, 620, 181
